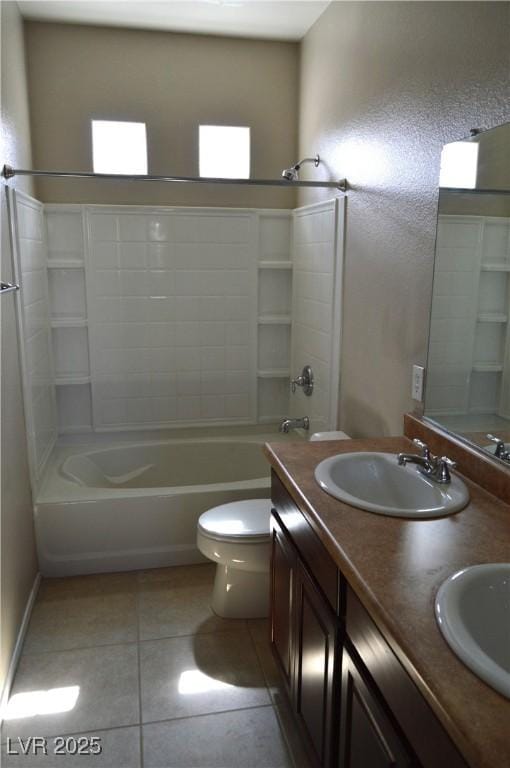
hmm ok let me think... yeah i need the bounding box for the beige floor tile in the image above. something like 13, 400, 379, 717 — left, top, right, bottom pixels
38, 572, 138, 599
1, 726, 141, 768
137, 563, 246, 640
23, 586, 138, 654
251, 639, 314, 768
2, 645, 139, 740
272, 692, 315, 768
252, 635, 282, 692
143, 706, 293, 768
247, 618, 270, 644
137, 564, 213, 586
140, 629, 270, 722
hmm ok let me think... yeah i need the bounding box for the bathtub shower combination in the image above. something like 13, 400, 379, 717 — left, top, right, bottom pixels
9, 189, 344, 576
36, 429, 278, 575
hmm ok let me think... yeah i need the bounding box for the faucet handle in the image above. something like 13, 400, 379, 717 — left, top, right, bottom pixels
486, 434, 506, 457
290, 365, 314, 396
412, 438, 431, 461
435, 456, 456, 484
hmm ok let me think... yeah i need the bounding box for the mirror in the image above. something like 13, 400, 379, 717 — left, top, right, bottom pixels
424, 121, 510, 465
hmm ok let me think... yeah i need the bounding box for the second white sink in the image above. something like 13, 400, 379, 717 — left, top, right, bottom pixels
314, 452, 469, 518
436, 563, 510, 699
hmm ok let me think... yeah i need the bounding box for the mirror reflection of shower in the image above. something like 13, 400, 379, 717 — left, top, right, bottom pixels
281, 154, 320, 181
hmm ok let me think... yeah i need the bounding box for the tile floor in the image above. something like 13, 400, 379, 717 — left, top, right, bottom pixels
1, 564, 309, 768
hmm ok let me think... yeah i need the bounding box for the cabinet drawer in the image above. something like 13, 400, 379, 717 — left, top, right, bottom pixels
271, 470, 340, 614
346, 587, 468, 768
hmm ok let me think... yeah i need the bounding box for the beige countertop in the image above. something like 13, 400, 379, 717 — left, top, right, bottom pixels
264, 436, 510, 768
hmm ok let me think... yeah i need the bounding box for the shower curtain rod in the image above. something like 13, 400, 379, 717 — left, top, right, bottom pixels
2, 165, 348, 192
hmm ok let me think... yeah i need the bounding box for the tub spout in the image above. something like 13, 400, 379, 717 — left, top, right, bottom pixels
279, 417, 310, 433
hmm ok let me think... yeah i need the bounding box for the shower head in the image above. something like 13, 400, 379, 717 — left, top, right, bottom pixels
281, 154, 320, 182
281, 166, 298, 182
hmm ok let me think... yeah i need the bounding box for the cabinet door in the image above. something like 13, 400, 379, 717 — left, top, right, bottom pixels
295, 561, 338, 768
340, 648, 416, 768
270, 514, 296, 690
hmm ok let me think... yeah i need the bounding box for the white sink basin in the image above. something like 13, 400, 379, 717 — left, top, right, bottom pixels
435, 564, 510, 699
314, 452, 469, 518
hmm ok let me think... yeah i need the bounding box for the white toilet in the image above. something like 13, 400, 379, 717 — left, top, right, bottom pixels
197, 499, 272, 619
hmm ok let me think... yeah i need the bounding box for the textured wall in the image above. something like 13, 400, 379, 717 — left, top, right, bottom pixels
0, 1, 39, 699
24, 22, 299, 208
298, 1, 510, 436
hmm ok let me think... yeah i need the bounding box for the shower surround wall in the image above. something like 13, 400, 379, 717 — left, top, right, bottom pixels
22, 202, 294, 434
9, 191, 57, 488
86, 208, 258, 429
290, 199, 343, 432
12, 193, 344, 450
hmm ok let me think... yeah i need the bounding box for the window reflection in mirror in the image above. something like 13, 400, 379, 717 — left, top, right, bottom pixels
424, 121, 510, 465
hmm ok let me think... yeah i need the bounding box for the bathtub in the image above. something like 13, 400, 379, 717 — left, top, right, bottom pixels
35, 427, 296, 576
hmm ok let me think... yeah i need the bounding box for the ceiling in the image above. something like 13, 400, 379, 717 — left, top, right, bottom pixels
17, 1, 330, 41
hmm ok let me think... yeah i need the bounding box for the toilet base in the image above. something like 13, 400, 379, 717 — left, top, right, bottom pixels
211, 564, 269, 619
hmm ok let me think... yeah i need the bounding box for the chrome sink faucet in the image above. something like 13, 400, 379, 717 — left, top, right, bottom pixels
279, 416, 310, 433
397, 439, 456, 485
486, 434, 510, 461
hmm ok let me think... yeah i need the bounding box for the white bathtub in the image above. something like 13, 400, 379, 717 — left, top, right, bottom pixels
35, 428, 295, 576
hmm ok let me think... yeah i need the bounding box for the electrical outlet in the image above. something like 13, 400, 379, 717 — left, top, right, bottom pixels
412, 365, 425, 401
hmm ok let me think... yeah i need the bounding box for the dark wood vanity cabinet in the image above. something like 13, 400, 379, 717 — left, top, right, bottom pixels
270, 473, 340, 768
269, 470, 469, 768
294, 560, 338, 768
271, 513, 295, 690
339, 647, 415, 768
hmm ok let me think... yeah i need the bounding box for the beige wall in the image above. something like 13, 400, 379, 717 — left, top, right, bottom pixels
298, 1, 510, 437
0, 1, 39, 697
24, 21, 299, 208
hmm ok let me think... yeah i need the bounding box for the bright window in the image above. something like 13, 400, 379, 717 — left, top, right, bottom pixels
199, 125, 250, 179
92, 120, 147, 174
439, 141, 479, 189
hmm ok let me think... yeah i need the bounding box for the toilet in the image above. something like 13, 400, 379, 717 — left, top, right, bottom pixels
197, 499, 272, 619
197, 431, 351, 619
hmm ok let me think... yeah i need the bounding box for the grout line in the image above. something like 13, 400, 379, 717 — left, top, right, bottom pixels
140, 703, 274, 730
247, 623, 305, 768
21, 623, 251, 658
246, 622, 272, 694
0, 704, 275, 746
137, 624, 250, 646
21, 639, 140, 657
135, 577, 144, 768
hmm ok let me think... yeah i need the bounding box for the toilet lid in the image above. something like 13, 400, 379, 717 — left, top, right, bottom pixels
198, 499, 271, 541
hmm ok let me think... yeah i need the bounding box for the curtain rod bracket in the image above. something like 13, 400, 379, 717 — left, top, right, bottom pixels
2, 165, 15, 179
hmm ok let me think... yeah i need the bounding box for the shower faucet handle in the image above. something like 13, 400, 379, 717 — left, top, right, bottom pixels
291, 365, 314, 396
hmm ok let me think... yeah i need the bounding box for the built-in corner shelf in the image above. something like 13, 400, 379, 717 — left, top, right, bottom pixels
477, 313, 508, 324
257, 315, 291, 325
51, 317, 88, 328
472, 362, 504, 373
47, 258, 84, 269
257, 369, 290, 378
55, 375, 91, 386
481, 263, 510, 272
257, 260, 293, 270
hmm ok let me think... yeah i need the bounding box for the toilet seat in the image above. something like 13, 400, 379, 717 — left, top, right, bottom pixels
197, 499, 271, 543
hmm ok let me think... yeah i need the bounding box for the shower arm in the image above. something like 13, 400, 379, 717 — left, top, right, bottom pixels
2, 164, 348, 192
293, 155, 321, 172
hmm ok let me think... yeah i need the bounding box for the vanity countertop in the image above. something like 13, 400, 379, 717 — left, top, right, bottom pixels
264, 436, 510, 768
